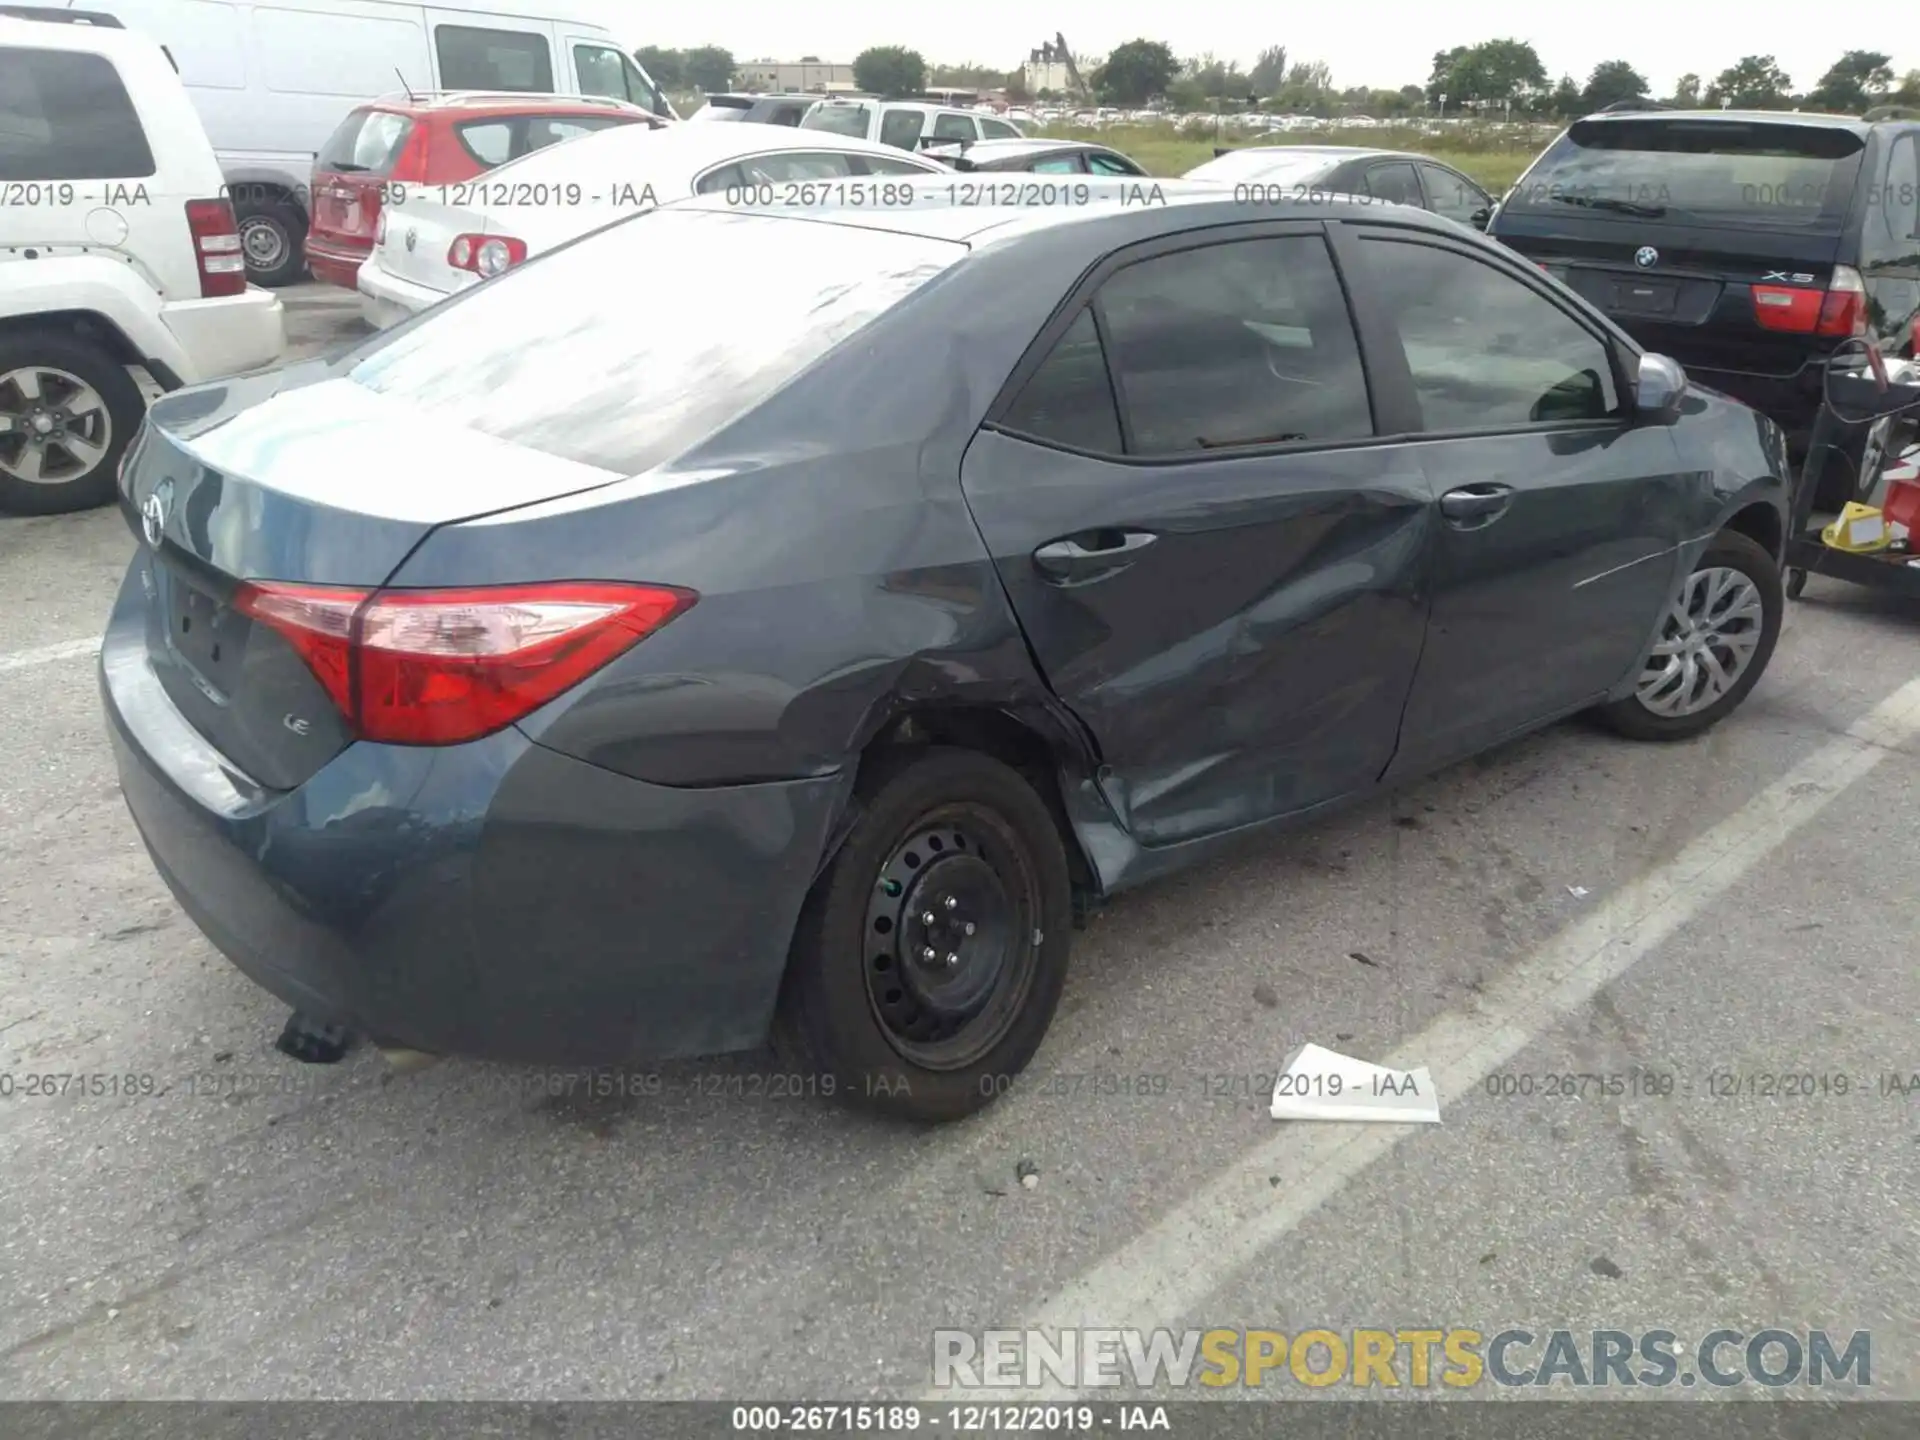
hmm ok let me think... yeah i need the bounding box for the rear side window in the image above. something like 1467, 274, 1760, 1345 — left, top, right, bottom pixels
316, 109, 413, 174
454, 113, 628, 169
1032, 155, 1084, 174
696, 151, 862, 193
878, 109, 923, 150
434, 25, 553, 92
1502, 119, 1867, 229
1363, 161, 1421, 206
855, 154, 937, 176
1095, 235, 1373, 454
1876, 134, 1919, 244
0, 47, 155, 181
803, 104, 871, 138
1001, 309, 1123, 453
1088, 152, 1142, 176
346, 208, 963, 474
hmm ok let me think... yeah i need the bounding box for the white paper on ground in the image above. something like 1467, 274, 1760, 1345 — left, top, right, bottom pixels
1269, 1042, 1441, 1123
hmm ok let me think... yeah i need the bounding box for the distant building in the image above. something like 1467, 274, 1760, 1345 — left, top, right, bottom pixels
1024, 38, 1076, 95
737, 60, 857, 93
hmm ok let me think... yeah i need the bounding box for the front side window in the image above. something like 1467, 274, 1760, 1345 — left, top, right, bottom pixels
932, 113, 977, 141
1417, 162, 1489, 224
1360, 236, 1622, 430
1094, 235, 1374, 454
878, 109, 925, 150
1363, 161, 1421, 206
981, 118, 1020, 139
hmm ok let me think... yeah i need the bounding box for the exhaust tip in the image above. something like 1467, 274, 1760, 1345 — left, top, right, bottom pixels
274, 1011, 354, 1065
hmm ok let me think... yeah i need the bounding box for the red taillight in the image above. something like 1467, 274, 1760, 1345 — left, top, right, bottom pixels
387, 121, 431, 184
233, 581, 696, 746
1752, 265, 1866, 337
447, 233, 528, 277
184, 198, 246, 297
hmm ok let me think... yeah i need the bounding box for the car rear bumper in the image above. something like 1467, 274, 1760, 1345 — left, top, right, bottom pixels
99, 568, 849, 1066
157, 287, 286, 386
355, 257, 450, 329
305, 236, 372, 289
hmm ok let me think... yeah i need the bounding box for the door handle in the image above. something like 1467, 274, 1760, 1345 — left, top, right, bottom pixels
1439, 484, 1515, 526
1032, 528, 1158, 581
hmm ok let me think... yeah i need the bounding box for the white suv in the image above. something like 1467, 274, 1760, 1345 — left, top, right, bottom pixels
0, 13, 286, 514
799, 98, 1023, 152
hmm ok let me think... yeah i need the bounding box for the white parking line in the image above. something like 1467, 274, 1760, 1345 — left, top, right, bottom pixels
929, 672, 1920, 1404
0, 637, 101, 675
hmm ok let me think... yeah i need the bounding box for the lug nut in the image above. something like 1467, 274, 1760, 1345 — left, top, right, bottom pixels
943, 895, 959, 910
921, 911, 936, 926
922, 947, 937, 963
963, 922, 976, 936
945, 953, 959, 967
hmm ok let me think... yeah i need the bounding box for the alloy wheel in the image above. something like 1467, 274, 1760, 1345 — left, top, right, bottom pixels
0, 366, 112, 487
1635, 565, 1765, 718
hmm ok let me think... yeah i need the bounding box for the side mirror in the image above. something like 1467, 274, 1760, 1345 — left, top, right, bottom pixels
1468, 206, 1491, 231
1635, 353, 1688, 420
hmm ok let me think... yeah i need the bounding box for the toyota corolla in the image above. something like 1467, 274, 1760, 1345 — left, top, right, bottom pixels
102, 184, 1790, 1122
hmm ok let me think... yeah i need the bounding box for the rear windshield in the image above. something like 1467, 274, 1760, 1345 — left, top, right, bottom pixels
801, 104, 871, 138
316, 109, 413, 174
345, 208, 964, 474
1183, 148, 1333, 184
1503, 119, 1867, 228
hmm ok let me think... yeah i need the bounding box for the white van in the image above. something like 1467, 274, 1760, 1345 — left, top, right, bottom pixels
15, 1, 675, 284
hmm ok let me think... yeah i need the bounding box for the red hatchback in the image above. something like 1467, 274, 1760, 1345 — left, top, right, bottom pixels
306, 93, 663, 289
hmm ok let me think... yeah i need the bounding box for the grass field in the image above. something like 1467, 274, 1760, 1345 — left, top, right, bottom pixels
1034, 123, 1539, 190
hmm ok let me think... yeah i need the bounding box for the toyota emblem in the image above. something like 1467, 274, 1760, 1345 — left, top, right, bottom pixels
405, 227, 417, 252
1634, 246, 1659, 269
140, 479, 172, 549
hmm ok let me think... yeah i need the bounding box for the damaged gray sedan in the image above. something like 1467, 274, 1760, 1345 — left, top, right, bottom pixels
103, 182, 1789, 1122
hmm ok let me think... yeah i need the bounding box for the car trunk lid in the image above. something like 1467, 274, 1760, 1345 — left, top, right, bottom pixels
119, 363, 625, 789
310, 108, 420, 254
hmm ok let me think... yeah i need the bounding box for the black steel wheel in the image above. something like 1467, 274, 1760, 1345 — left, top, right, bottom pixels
774, 747, 1074, 1122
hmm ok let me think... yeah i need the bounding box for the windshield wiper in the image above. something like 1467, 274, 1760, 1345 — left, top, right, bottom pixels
1546, 194, 1668, 218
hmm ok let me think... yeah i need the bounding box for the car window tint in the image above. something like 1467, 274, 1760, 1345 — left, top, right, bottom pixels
1363, 161, 1421, 206
572, 44, 628, 101
1417, 162, 1488, 223
932, 113, 976, 141
1094, 235, 1373, 455
1000, 309, 1123, 453
1882, 135, 1918, 241
981, 118, 1019, 139
878, 109, 924, 149
0, 47, 155, 181
1362, 237, 1622, 430
1032, 155, 1083, 173
1087, 153, 1139, 176
434, 25, 553, 91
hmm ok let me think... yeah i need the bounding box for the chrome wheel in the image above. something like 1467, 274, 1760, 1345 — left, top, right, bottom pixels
0, 365, 112, 487
1636, 566, 1765, 718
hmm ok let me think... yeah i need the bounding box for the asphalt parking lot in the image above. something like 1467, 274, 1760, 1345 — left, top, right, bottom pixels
2, 283, 1918, 1403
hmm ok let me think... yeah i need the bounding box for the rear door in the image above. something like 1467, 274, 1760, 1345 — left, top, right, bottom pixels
1489, 118, 1864, 377
960, 224, 1433, 846
310, 107, 412, 254
1337, 223, 1695, 777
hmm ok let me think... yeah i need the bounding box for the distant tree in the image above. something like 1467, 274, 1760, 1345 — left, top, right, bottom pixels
1549, 75, 1582, 119
1896, 70, 1920, 105
853, 46, 927, 98
1669, 73, 1702, 107
1582, 60, 1649, 111
1004, 70, 1031, 104
1428, 39, 1547, 108
635, 46, 682, 91
1398, 84, 1425, 109
679, 46, 735, 93
1807, 50, 1894, 113
1707, 56, 1793, 109
1092, 39, 1178, 106
928, 63, 1005, 90
1248, 44, 1289, 97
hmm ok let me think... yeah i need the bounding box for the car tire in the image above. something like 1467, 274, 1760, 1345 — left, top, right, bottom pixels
0, 329, 145, 516
772, 746, 1074, 1123
235, 198, 307, 287
1593, 530, 1783, 743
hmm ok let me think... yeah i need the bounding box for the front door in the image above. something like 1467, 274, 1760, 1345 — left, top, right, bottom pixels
1337, 226, 1697, 778
961, 225, 1433, 846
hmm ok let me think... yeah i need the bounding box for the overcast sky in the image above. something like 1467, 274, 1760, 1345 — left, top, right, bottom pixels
610, 1, 1915, 97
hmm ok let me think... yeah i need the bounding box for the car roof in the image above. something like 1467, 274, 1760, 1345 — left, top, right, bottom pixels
359, 92, 652, 119
1574, 108, 1878, 133
487, 115, 943, 180
0, 11, 161, 56
679, 174, 1453, 246
960, 139, 1097, 159
1224, 145, 1415, 160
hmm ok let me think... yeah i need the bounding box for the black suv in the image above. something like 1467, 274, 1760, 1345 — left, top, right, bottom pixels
1488, 110, 1920, 507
